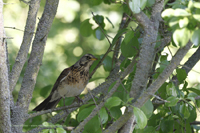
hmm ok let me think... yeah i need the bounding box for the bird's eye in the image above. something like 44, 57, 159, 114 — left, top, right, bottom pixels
86, 56, 91, 60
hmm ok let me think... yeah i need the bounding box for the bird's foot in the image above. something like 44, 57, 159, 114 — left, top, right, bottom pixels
75, 96, 83, 104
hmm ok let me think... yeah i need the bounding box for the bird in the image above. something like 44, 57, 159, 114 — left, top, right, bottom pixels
33, 54, 98, 111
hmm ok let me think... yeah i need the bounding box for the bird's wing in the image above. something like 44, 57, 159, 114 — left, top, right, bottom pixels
50, 67, 71, 94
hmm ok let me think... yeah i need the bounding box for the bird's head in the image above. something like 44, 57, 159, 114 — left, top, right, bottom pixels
74, 54, 98, 70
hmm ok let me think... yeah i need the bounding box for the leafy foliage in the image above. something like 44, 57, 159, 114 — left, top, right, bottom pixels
5, 0, 200, 132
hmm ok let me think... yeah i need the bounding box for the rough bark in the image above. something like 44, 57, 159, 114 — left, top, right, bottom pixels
11, 0, 59, 132
0, 0, 11, 132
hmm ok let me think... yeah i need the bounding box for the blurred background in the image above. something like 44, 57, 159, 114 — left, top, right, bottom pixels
4, 0, 124, 109
3, 0, 200, 131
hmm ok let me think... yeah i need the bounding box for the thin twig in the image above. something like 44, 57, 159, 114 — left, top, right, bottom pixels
26, 104, 82, 121
91, 11, 112, 46
87, 88, 103, 132
4, 26, 25, 32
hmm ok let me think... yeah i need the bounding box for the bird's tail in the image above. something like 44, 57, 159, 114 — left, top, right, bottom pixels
33, 95, 61, 111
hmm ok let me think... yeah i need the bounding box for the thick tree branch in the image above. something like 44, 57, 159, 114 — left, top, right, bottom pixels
11, 0, 59, 132
117, 1, 165, 132
9, 0, 40, 93
134, 41, 193, 108
133, 12, 151, 30
105, 41, 193, 133
0, 0, 11, 132
183, 46, 200, 74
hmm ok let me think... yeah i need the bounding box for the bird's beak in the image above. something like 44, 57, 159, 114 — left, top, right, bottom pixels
90, 57, 98, 61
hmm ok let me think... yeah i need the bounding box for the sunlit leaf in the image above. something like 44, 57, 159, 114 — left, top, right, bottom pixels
56, 128, 66, 133
179, 17, 189, 28
193, 2, 200, 8
173, 28, 190, 47
191, 29, 200, 46
105, 97, 122, 109
161, 8, 175, 18
129, 0, 140, 14
165, 96, 179, 107
133, 107, 147, 129
174, 9, 190, 17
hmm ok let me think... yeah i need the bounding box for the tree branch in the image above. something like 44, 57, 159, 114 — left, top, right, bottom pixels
11, 0, 59, 132
134, 42, 193, 108
0, 0, 11, 132
9, 0, 40, 93
105, 41, 192, 133
183, 46, 200, 74
115, 1, 165, 132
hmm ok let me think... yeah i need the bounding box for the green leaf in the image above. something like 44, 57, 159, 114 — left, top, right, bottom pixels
102, 55, 112, 71
160, 119, 174, 132
187, 88, 200, 95
42, 129, 50, 133
140, 0, 147, 10
173, 28, 190, 47
174, 9, 190, 17
161, 8, 175, 18
165, 96, 179, 107
77, 106, 95, 122
88, 0, 103, 6
110, 106, 122, 119
105, 97, 122, 109
99, 108, 108, 124
128, 0, 147, 14
42, 122, 49, 127
176, 68, 187, 83
129, 0, 140, 14
187, 106, 197, 123
106, 17, 114, 28
146, 0, 155, 7
180, 104, 190, 119
187, 93, 198, 102
112, 28, 128, 46
193, 14, 200, 21
169, 17, 179, 29
94, 27, 105, 40
56, 128, 66, 133
49, 129, 55, 133
140, 100, 153, 118
84, 116, 100, 132
179, 17, 189, 28
93, 15, 105, 28
193, 2, 200, 8
133, 107, 147, 129
166, 82, 177, 96
191, 29, 200, 46
121, 31, 139, 57
80, 19, 93, 37
143, 126, 156, 132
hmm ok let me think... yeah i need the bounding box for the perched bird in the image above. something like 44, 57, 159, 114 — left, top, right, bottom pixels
33, 54, 98, 111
